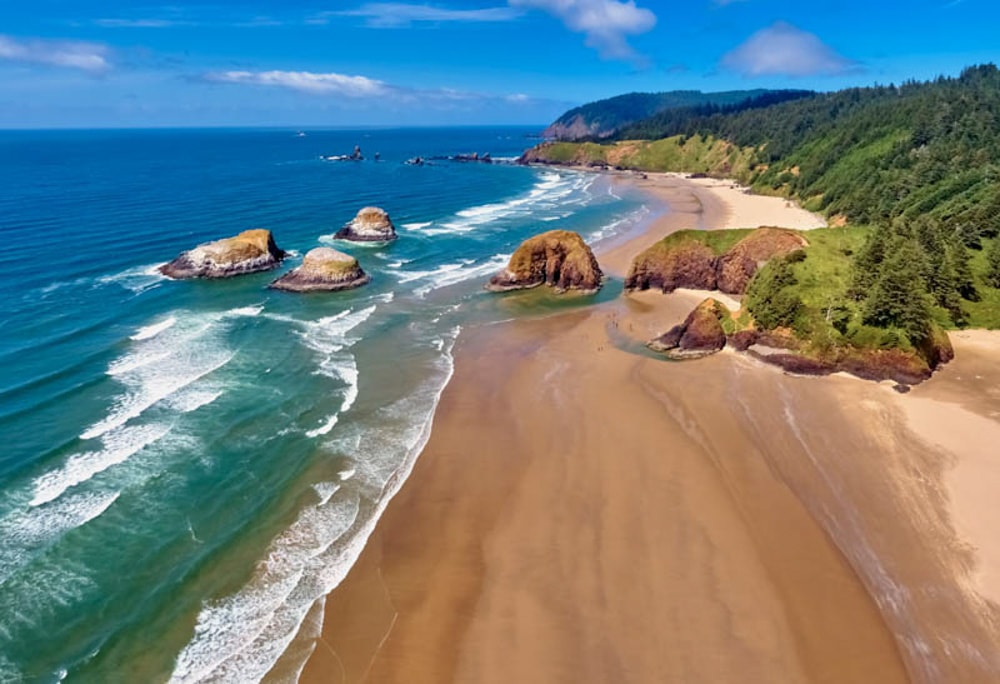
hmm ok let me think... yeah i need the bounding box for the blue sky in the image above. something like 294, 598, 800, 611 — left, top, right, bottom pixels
0, 0, 997, 128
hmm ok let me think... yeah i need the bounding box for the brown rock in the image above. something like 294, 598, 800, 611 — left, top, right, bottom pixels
716, 228, 809, 294
625, 238, 717, 292
159, 229, 286, 279
648, 299, 727, 359
269, 247, 370, 292
487, 230, 603, 293
335, 207, 398, 243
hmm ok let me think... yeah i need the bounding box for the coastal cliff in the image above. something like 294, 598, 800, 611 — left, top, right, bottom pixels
270, 247, 370, 292
487, 230, 603, 293
160, 229, 286, 279
626, 228, 807, 294
647, 298, 728, 359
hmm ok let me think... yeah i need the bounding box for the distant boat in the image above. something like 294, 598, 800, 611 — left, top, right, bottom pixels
295, 131, 307, 138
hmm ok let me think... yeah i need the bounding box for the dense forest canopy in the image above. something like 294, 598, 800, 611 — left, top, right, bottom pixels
615, 65, 1000, 239
544, 89, 813, 140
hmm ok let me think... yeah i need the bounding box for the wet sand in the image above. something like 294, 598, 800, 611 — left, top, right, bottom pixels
295, 175, 1000, 683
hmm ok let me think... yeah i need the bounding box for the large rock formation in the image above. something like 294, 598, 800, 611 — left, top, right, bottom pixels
625, 239, 717, 292
335, 207, 398, 243
647, 299, 727, 359
269, 248, 370, 293
625, 227, 809, 295
487, 230, 603, 293
160, 229, 286, 279
716, 228, 809, 294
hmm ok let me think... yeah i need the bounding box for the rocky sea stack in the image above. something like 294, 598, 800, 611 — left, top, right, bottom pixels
159, 229, 286, 279
269, 247, 370, 292
335, 207, 398, 243
626, 227, 809, 295
648, 298, 728, 359
487, 230, 603, 293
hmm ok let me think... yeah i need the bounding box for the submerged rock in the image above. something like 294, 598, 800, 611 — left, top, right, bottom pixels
648, 299, 727, 359
487, 230, 603, 293
335, 207, 398, 243
159, 229, 286, 279
269, 247, 370, 292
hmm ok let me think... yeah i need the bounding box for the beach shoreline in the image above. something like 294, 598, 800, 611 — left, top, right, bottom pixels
292, 173, 1000, 683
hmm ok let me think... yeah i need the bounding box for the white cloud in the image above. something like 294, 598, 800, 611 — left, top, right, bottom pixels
509, 0, 656, 61
0, 34, 111, 72
206, 70, 391, 96
323, 3, 522, 28
721, 22, 859, 77
95, 18, 188, 28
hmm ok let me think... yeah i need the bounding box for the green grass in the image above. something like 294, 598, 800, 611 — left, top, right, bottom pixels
657, 227, 756, 255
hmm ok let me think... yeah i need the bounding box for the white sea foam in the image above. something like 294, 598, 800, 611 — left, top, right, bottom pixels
96, 263, 167, 295
418, 171, 592, 237
130, 316, 177, 341
169, 328, 460, 684
30, 424, 172, 507
0, 491, 120, 585
83, 306, 256, 440
401, 222, 432, 230
304, 415, 338, 439
399, 254, 509, 298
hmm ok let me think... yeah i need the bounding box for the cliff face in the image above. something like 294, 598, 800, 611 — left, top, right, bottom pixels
626, 228, 809, 295
335, 207, 398, 242
717, 229, 809, 293
270, 247, 370, 292
487, 230, 603, 293
160, 229, 286, 279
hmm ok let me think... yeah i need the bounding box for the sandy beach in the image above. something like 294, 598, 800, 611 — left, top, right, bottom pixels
293, 174, 1000, 683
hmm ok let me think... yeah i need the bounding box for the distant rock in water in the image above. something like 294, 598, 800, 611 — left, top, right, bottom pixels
270, 247, 370, 292
159, 229, 286, 279
487, 230, 603, 293
335, 207, 398, 243
648, 299, 727, 359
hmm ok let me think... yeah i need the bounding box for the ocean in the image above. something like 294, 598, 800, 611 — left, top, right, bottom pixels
0, 127, 658, 682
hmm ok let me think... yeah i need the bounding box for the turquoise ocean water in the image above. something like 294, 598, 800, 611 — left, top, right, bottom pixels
0, 128, 658, 682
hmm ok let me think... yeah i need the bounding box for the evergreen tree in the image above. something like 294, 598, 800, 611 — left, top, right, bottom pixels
986, 238, 1000, 288
862, 240, 933, 341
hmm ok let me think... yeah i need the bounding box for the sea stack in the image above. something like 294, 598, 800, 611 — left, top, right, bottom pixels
159, 229, 286, 279
487, 229, 603, 293
647, 298, 728, 359
269, 247, 370, 292
335, 207, 398, 243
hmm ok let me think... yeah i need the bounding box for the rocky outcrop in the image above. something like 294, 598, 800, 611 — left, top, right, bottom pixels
716, 228, 809, 294
625, 228, 809, 295
335, 207, 397, 243
647, 299, 727, 359
625, 239, 717, 292
269, 248, 370, 293
487, 230, 603, 293
160, 229, 286, 279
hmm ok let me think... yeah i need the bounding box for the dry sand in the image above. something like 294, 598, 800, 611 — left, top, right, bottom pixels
294, 175, 1000, 683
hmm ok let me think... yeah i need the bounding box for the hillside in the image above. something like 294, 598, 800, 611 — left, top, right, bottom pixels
543, 89, 813, 141
523, 64, 1000, 372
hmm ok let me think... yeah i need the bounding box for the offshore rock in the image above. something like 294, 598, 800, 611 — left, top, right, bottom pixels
335, 207, 398, 243
269, 247, 370, 292
647, 299, 727, 359
159, 229, 286, 279
487, 230, 603, 293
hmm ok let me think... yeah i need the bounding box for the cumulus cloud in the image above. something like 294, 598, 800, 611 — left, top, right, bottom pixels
721, 22, 859, 77
205, 70, 391, 96
509, 0, 656, 61
0, 34, 111, 72
323, 3, 522, 27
